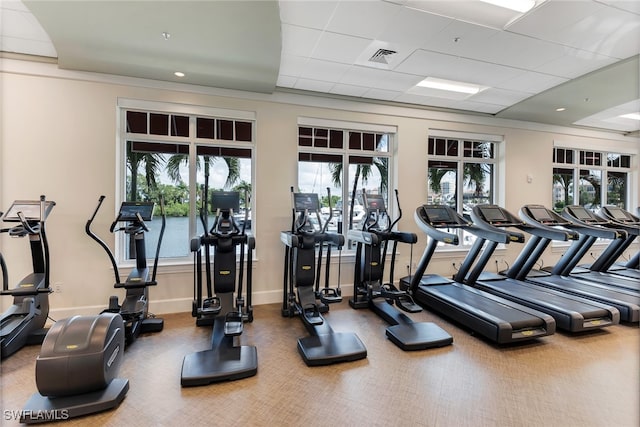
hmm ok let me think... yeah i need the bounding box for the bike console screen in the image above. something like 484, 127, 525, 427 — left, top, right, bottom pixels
293, 193, 320, 213
119, 202, 154, 222
211, 191, 240, 213
364, 194, 385, 211
3, 200, 54, 222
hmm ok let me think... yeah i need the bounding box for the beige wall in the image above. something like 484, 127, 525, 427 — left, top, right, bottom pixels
1, 59, 638, 317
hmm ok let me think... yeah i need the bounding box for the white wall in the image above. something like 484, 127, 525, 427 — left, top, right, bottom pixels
1, 58, 638, 318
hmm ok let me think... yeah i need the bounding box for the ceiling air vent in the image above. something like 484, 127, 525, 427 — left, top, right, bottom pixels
368, 48, 397, 65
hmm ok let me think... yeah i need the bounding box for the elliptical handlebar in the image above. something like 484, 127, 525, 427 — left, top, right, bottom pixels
86, 195, 121, 285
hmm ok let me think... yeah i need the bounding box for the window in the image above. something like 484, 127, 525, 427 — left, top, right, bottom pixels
296, 119, 394, 247
120, 102, 254, 262
427, 135, 497, 246
553, 148, 631, 211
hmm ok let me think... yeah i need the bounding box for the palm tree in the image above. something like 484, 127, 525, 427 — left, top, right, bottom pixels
165, 154, 240, 191
126, 142, 164, 201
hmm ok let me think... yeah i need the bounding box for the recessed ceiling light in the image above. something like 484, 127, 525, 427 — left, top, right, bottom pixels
416, 77, 484, 94
619, 112, 640, 121
174, 71, 185, 77
556, 107, 566, 112
479, 0, 536, 13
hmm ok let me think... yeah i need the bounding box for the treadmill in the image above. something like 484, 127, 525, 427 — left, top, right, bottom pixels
595, 206, 639, 280
558, 205, 639, 293
400, 205, 556, 345
466, 205, 619, 332
516, 205, 639, 323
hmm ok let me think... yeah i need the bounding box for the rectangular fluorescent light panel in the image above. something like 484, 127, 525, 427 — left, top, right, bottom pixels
619, 112, 640, 121
416, 77, 485, 95
479, 0, 536, 13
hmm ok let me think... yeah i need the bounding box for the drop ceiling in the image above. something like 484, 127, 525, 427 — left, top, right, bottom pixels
1, 0, 639, 136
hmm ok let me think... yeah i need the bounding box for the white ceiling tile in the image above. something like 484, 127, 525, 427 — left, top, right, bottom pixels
276, 75, 298, 88
326, 0, 402, 39
479, 31, 568, 70
1, 35, 57, 57
311, 31, 373, 64
508, 0, 605, 42
2, 7, 48, 40
534, 48, 619, 78
453, 99, 505, 114
554, 7, 640, 58
340, 66, 423, 91
278, 0, 339, 29
418, 19, 497, 54
496, 71, 567, 93
293, 77, 335, 92
374, 5, 453, 46
281, 24, 323, 57
597, 0, 640, 14
279, 54, 309, 78
362, 88, 403, 101
396, 50, 523, 87
394, 93, 461, 108
299, 58, 351, 82
330, 83, 370, 97
469, 87, 531, 107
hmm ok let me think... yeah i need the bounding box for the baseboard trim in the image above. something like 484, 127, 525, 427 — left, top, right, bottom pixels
49, 286, 354, 318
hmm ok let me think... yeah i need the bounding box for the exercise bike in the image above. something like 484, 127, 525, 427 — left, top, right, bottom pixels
0, 196, 54, 359
281, 187, 367, 366
86, 196, 165, 345
348, 190, 452, 350
181, 190, 257, 386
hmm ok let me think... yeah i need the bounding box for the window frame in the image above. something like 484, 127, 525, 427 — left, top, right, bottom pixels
117, 99, 256, 266
296, 117, 397, 249
552, 147, 633, 212
426, 131, 502, 251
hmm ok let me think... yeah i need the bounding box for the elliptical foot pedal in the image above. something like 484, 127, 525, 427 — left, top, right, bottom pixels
395, 294, 422, 313
200, 297, 222, 316
302, 304, 323, 325
319, 287, 342, 304
224, 312, 243, 336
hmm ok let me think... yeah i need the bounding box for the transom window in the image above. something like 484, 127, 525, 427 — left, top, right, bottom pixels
296, 119, 395, 247
553, 148, 632, 211
119, 101, 254, 263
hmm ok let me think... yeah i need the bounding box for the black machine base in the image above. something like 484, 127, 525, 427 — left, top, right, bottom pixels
386, 322, 453, 351
297, 332, 367, 366
181, 345, 258, 386
21, 378, 129, 424
140, 317, 164, 334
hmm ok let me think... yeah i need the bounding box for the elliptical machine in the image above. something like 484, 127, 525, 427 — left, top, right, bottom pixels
181, 190, 257, 386
0, 196, 54, 359
348, 190, 452, 350
281, 188, 367, 366
86, 196, 165, 345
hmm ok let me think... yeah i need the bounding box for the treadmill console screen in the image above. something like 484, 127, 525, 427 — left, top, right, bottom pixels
528, 207, 555, 223
424, 207, 453, 224
294, 193, 320, 212
606, 207, 629, 221
480, 206, 507, 223
364, 194, 386, 211
211, 191, 240, 213
119, 202, 154, 221
568, 206, 594, 221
